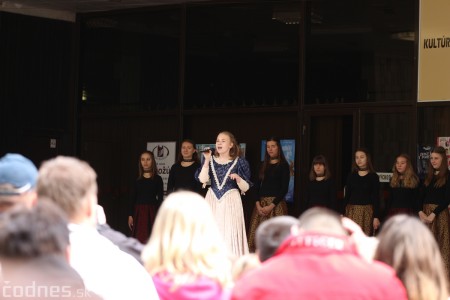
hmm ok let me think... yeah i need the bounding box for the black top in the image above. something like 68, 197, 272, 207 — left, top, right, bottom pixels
386, 182, 419, 213
255, 161, 290, 206
344, 172, 381, 218
129, 175, 164, 216
419, 174, 450, 215
167, 161, 201, 194
305, 178, 337, 211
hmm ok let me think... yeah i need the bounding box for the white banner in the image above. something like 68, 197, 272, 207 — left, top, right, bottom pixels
147, 141, 176, 193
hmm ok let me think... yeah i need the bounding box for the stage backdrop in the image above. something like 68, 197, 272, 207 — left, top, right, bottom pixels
147, 141, 176, 193
260, 139, 295, 203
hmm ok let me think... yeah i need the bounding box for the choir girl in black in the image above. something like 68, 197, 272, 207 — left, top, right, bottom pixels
305, 155, 337, 212
128, 150, 164, 243
385, 153, 419, 218
247, 137, 290, 252
418, 146, 450, 277
167, 139, 201, 195
344, 148, 380, 236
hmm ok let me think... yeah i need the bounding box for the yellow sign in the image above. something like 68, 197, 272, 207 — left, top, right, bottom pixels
418, 0, 450, 102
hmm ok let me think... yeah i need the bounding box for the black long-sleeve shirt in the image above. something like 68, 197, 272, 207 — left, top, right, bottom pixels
419, 174, 450, 215
305, 178, 337, 211
344, 172, 381, 218
254, 161, 290, 206
129, 175, 163, 216
386, 183, 419, 213
166, 162, 201, 194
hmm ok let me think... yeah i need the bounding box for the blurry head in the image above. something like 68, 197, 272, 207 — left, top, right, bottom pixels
178, 139, 199, 163
231, 253, 261, 281
216, 131, 240, 159
0, 199, 69, 260
375, 215, 448, 300
138, 151, 157, 178
0, 153, 38, 211
255, 216, 300, 262
425, 146, 448, 188
142, 191, 231, 288
37, 156, 98, 223
390, 154, 418, 188
351, 148, 375, 173
298, 207, 347, 236
309, 155, 332, 181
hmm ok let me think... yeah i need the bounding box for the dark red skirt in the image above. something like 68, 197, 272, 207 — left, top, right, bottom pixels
386, 207, 414, 220
132, 204, 157, 243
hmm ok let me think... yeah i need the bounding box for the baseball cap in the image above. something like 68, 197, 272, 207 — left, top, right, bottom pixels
0, 153, 38, 195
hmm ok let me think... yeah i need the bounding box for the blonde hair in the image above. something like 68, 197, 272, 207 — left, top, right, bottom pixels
390, 154, 419, 188
141, 191, 232, 289
37, 156, 97, 220
375, 215, 448, 300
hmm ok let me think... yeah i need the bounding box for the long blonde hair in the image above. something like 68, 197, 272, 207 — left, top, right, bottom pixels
374, 215, 448, 300
141, 191, 232, 289
390, 154, 419, 188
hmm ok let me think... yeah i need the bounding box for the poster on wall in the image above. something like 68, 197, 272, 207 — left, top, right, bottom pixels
417, 145, 432, 179
146, 141, 176, 193
260, 139, 295, 203
436, 137, 450, 170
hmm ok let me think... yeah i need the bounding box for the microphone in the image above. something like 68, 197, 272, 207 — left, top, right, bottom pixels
200, 148, 215, 153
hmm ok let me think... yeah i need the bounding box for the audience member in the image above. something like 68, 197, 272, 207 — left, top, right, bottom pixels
255, 216, 299, 262
141, 191, 233, 300
232, 207, 407, 300
374, 214, 448, 300
0, 200, 97, 299
231, 254, 261, 282
37, 156, 159, 300
0, 153, 38, 212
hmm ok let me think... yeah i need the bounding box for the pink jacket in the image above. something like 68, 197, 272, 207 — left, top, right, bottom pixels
153, 274, 230, 300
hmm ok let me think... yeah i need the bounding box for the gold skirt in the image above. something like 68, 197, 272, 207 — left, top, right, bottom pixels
345, 204, 374, 236
423, 204, 450, 278
247, 197, 288, 253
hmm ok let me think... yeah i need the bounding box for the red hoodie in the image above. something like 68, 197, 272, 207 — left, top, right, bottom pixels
232, 232, 407, 300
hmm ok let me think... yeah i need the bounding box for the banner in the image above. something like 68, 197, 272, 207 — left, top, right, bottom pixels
437, 137, 450, 170
417, 145, 432, 180
260, 140, 295, 203
418, 0, 450, 101
146, 141, 176, 193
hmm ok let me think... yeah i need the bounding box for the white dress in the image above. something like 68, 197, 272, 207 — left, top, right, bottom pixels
197, 156, 252, 257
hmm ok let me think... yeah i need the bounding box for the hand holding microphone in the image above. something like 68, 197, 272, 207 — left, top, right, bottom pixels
201, 147, 214, 160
